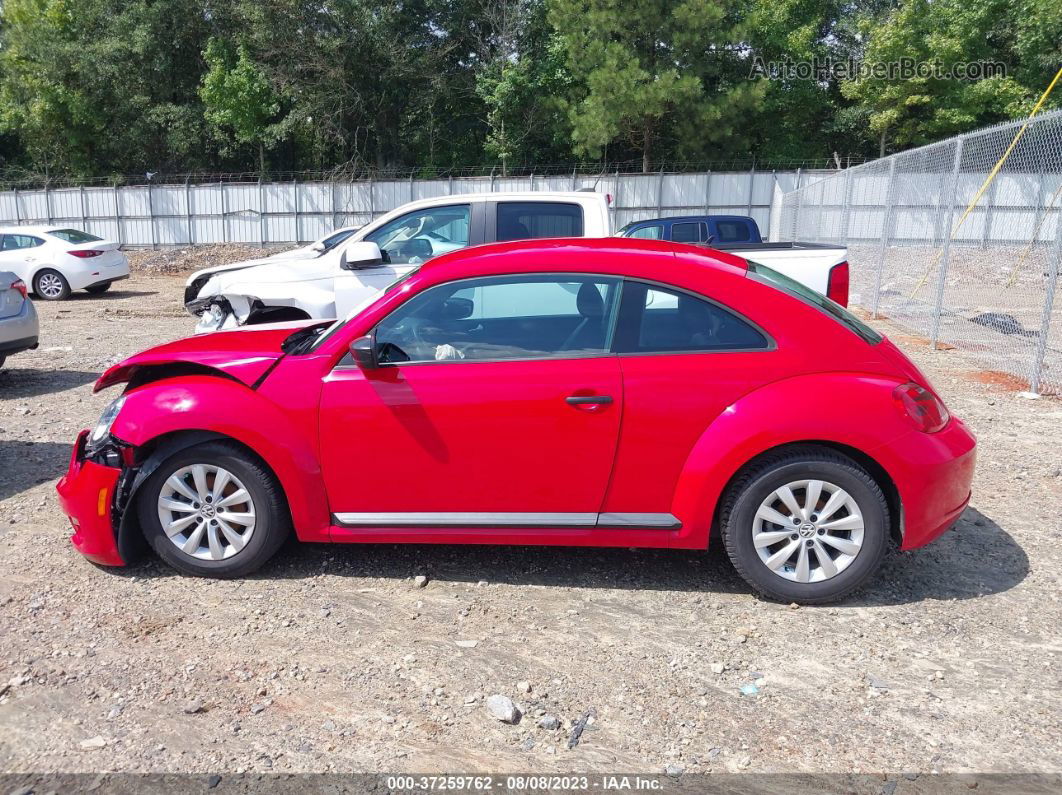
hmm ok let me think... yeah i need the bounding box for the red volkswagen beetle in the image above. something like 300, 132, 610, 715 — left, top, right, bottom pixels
57, 239, 975, 603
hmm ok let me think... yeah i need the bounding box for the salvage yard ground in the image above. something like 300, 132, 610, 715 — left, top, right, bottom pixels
0, 259, 1060, 778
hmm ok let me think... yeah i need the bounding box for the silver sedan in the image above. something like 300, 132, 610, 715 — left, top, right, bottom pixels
0, 270, 39, 369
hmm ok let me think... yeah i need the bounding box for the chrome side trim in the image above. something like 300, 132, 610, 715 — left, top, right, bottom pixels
597, 512, 682, 529
331, 512, 680, 529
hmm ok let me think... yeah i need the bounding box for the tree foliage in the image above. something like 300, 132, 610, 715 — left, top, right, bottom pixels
0, 0, 1058, 179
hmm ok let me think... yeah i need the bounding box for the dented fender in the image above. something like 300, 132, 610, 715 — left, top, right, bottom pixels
110, 376, 331, 542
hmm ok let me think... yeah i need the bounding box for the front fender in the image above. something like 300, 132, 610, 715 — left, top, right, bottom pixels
670, 372, 909, 548
111, 375, 330, 542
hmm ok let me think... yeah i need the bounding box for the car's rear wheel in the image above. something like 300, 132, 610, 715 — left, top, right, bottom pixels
137, 441, 290, 577
33, 269, 71, 301
720, 447, 889, 604
85, 282, 112, 295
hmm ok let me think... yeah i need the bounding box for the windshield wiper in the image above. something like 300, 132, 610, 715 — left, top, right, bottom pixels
281, 323, 329, 355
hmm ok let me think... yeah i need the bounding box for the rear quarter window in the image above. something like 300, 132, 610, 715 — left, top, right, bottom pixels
747, 261, 881, 344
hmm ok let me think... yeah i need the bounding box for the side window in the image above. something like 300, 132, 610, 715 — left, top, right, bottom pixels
614, 281, 769, 353
375, 275, 621, 363
715, 220, 752, 243
671, 222, 701, 244
627, 224, 663, 240
364, 204, 470, 264
2, 234, 43, 250
496, 202, 583, 241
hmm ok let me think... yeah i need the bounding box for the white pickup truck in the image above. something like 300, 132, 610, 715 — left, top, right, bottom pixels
185, 194, 848, 331
185, 192, 610, 332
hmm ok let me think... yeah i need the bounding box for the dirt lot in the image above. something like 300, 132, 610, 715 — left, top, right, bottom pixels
0, 261, 1060, 781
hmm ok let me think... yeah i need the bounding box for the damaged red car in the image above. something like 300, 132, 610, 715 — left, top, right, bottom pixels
57, 238, 976, 603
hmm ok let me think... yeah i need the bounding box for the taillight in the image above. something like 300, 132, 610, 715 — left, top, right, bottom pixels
827, 261, 849, 306
10, 279, 28, 299
893, 382, 950, 433
69, 249, 104, 258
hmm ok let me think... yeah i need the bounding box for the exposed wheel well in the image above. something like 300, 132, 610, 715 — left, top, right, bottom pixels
116, 429, 294, 561
246, 306, 311, 325
712, 441, 902, 546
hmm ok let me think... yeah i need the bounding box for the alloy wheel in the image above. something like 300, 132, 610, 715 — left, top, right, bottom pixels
752, 479, 865, 583
37, 272, 65, 298
157, 464, 257, 561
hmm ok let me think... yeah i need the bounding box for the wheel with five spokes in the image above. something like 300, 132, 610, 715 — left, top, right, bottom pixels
720, 446, 889, 604
138, 440, 290, 577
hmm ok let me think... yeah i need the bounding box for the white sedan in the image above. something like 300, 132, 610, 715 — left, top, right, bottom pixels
0, 226, 130, 300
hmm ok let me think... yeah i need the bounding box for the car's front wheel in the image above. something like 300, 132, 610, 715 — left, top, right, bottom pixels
720, 447, 889, 604
138, 441, 290, 577
33, 268, 71, 301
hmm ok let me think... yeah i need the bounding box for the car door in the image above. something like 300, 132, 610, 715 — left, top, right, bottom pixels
0, 234, 44, 282
601, 280, 776, 513
319, 273, 624, 526
332, 203, 483, 318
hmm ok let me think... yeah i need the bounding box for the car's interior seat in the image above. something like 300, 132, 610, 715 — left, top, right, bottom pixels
560, 282, 606, 351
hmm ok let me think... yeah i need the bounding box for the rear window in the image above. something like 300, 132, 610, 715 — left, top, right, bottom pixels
49, 229, 102, 244
747, 261, 882, 344
715, 220, 753, 243
496, 202, 583, 240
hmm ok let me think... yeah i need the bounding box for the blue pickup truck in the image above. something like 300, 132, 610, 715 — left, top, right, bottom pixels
617, 214, 762, 245
616, 214, 851, 306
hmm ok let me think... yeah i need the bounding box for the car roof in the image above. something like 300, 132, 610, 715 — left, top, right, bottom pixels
0, 225, 72, 235
420, 237, 751, 279
623, 214, 754, 225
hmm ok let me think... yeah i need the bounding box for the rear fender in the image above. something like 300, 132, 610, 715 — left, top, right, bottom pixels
670, 373, 909, 548
110, 375, 330, 543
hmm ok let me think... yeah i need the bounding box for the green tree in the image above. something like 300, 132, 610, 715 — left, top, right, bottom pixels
840, 0, 1060, 152
200, 39, 287, 174
548, 0, 765, 172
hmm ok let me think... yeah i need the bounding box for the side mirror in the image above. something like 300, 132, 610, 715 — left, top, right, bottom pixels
310, 241, 326, 252
339, 242, 384, 270
348, 335, 378, 369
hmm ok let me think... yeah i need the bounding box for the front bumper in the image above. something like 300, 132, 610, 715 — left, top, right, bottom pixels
56, 430, 126, 566
888, 417, 977, 550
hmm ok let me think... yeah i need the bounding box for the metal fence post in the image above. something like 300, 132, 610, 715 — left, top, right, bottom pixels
45, 183, 53, 224
571, 167, 577, 191
368, 176, 374, 222
746, 164, 755, 216
147, 181, 158, 249
409, 172, 415, 204
872, 158, 897, 318
221, 180, 230, 244
1029, 219, 1062, 394
656, 167, 664, 214
12, 188, 20, 224
79, 185, 88, 232
187, 176, 195, 246
259, 175, 267, 247
792, 168, 803, 241
703, 170, 712, 215
840, 167, 853, 244
930, 136, 965, 348
292, 178, 300, 242
114, 185, 123, 247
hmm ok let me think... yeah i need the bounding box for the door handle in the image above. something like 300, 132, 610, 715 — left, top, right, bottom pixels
566, 395, 614, 405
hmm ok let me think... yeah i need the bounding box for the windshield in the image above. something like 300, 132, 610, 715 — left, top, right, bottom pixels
318, 228, 357, 253
310, 267, 422, 351
49, 228, 103, 244
746, 261, 882, 345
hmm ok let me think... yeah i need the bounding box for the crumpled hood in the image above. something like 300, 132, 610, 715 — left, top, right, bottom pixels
95, 322, 315, 392
189, 257, 336, 300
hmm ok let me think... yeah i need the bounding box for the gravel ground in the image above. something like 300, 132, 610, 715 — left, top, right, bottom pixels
0, 267, 1060, 779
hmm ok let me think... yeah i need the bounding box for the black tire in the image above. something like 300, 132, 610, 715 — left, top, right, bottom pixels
85, 282, 112, 295
137, 440, 290, 577
720, 446, 889, 604
33, 268, 71, 300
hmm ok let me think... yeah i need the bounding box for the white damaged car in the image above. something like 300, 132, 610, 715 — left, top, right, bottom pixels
183, 192, 612, 332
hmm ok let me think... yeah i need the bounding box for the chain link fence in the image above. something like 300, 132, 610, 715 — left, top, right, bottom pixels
778, 109, 1062, 396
